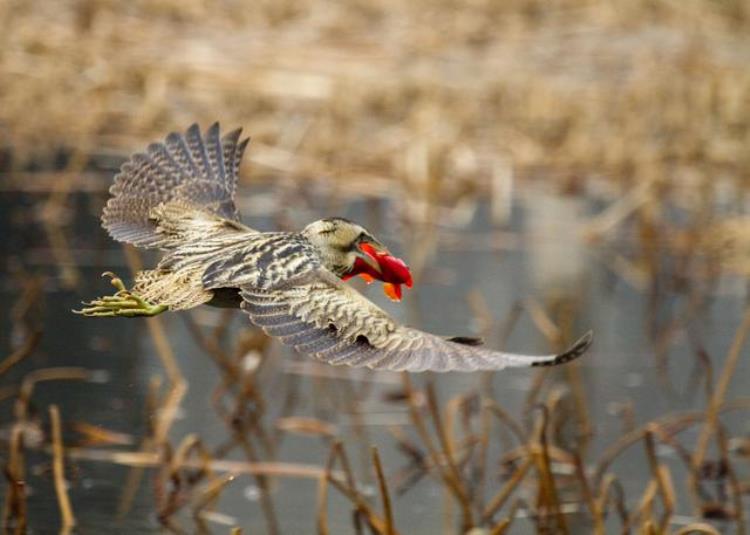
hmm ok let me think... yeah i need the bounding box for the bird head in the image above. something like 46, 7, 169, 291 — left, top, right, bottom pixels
302, 218, 413, 301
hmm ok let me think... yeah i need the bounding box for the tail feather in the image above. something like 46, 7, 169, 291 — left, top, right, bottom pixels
101, 123, 250, 249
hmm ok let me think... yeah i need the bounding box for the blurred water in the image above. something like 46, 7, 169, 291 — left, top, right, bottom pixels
0, 183, 747, 534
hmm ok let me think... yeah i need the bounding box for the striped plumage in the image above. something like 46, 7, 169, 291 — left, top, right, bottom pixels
83, 123, 593, 372
102, 123, 247, 248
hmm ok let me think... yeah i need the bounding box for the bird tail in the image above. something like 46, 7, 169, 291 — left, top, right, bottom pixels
528, 331, 593, 367
101, 123, 249, 249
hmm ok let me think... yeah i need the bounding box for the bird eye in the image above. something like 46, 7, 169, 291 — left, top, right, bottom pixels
356, 232, 372, 244
344, 232, 368, 251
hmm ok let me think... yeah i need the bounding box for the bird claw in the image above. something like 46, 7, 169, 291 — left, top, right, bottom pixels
73, 272, 167, 318
102, 271, 128, 293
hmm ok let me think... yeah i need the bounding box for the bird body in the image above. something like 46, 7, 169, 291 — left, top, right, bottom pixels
77, 123, 592, 372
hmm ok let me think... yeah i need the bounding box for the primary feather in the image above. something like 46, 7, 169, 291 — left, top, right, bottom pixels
240, 269, 592, 372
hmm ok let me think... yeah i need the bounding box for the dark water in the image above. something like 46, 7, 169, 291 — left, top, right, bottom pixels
1, 182, 747, 533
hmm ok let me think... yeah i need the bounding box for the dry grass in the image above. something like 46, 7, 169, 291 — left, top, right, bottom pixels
2, 0, 749, 194
2, 0, 748, 285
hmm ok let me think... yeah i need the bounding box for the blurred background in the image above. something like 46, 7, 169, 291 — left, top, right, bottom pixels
1, 0, 749, 533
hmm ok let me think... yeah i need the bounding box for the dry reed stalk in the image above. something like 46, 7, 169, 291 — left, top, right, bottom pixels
545, 295, 592, 449
499, 441, 578, 467
232, 429, 280, 535
674, 524, 722, 535
371, 447, 395, 535
144, 319, 187, 444
326, 476, 395, 535
72, 445, 340, 479
324, 442, 398, 535
443, 394, 473, 462
181, 314, 237, 377
326, 374, 373, 482
600, 252, 650, 291
523, 298, 562, 345
49, 405, 76, 531
483, 400, 527, 446
571, 452, 598, 532
160, 434, 216, 525
651, 284, 710, 392
643, 427, 674, 532
191, 474, 236, 524
488, 517, 512, 535
3, 424, 27, 533
592, 397, 750, 486
491, 499, 524, 535
393, 433, 478, 498
690, 307, 750, 501
70, 422, 134, 447
631, 479, 658, 531
170, 434, 209, 476
0, 330, 41, 377
714, 423, 746, 534
116, 375, 162, 519
424, 381, 475, 530
276, 417, 338, 439
387, 426, 430, 494
686, 333, 715, 402
594, 474, 628, 533
530, 406, 568, 535
475, 399, 492, 517
15, 367, 91, 422
316, 440, 335, 535
475, 396, 526, 517
613, 400, 637, 435
583, 179, 655, 242
641, 519, 658, 534
155, 443, 182, 526
401, 376, 459, 487
481, 456, 533, 523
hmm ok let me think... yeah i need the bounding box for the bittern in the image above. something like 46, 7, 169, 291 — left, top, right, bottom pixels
76, 124, 592, 372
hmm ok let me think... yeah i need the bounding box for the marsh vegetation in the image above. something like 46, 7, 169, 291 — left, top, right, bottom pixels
1, 0, 749, 533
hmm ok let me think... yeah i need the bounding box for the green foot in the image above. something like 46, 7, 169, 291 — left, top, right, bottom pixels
73, 272, 168, 318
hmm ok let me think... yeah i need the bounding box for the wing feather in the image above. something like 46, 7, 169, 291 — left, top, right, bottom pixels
102, 123, 248, 248
240, 271, 593, 373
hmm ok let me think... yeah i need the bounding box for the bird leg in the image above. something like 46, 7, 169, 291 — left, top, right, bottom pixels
73, 272, 168, 318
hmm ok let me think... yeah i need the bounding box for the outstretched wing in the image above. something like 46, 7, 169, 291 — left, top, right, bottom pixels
240, 270, 593, 372
102, 123, 249, 248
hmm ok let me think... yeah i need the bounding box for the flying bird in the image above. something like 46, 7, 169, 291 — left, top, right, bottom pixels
76, 124, 592, 372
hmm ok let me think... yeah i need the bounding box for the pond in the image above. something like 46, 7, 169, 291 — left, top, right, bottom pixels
1, 178, 747, 534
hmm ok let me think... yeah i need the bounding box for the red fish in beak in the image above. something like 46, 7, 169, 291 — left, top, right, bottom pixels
342, 242, 413, 301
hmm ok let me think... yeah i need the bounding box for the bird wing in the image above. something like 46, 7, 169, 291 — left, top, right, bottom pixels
102, 123, 249, 248
240, 270, 593, 372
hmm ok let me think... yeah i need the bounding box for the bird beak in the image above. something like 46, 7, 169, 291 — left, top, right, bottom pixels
354, 243, 384, 275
